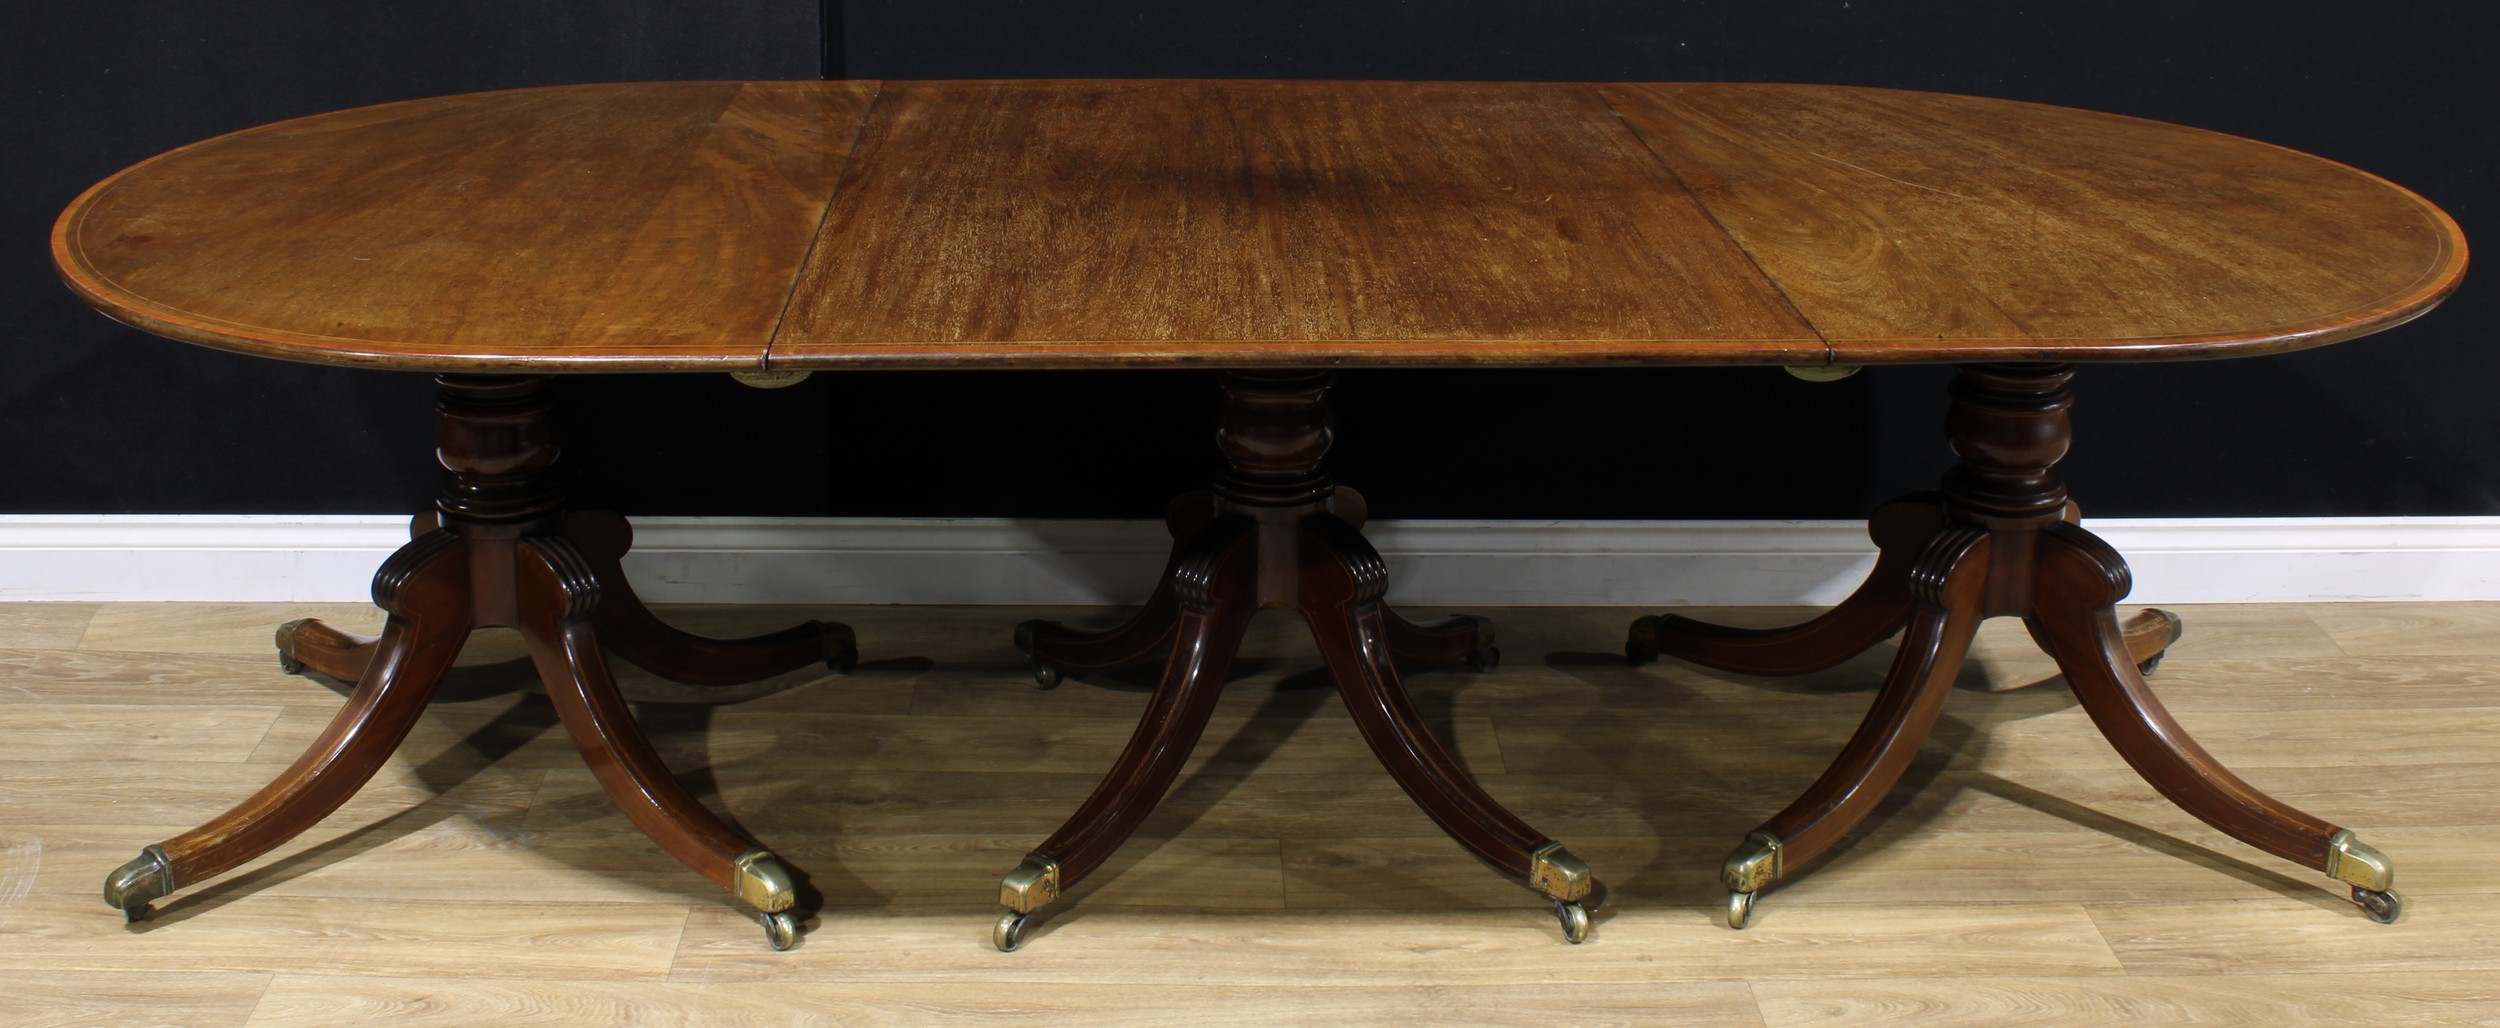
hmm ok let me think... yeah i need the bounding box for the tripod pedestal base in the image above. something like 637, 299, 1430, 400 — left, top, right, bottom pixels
995, 372, 1592, 949
1628, 364, 2399, 929
102, 375, 853, 950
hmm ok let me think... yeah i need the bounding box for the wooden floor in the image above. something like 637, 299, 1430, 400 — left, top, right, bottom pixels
3, 599, 2497, 1024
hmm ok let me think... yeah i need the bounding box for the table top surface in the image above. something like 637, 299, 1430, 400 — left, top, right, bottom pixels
54, 80, 2466, 372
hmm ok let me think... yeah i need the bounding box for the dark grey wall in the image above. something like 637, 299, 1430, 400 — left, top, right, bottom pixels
7, 2, 2490, 520
5, 1, 829, 516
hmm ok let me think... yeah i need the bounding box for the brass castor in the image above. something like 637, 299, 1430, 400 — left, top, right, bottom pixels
994, 911, 1032, 952
1469, 644, 1501, 673
1726, 890, 1757, 930
763, 910, 801, 950
2355, 886, 2404, 924
104, 849, 173, 924
274, 618, 310, 675
1554, 900, 1591, 943
1010, 620, 1064, 689
2134, 607, 2186, 675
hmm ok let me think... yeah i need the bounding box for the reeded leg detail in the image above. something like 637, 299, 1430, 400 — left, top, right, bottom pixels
275, 513, 436, 680
1301, 515, 1592, 936
1674, 365, 2394, 928
564, 512, 856, 681
517, 537, 797, 919
110, 376, 839, 950
1003, 372, 1602, 947
995, 517, 1258, 945
1721, 530, 1992, 927
1629, 498, 1943, 672
107, 531, 472, 921
2031, 523, 2392, 914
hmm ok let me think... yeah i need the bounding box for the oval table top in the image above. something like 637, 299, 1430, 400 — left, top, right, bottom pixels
54, 80, 2466, 372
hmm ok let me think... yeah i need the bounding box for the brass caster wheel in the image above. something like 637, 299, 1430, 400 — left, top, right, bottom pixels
1725, 890, 1757, 930
275, 618, 308, 675
763, 910, 801, 950
1555, 900, 1591, 944
104, 848, 173, 924
1469, 645, 1501, 673
2135, 608, 2185, 675
994, 911, 1032, 952
2355, 886, 2404, 924
1030, 656, 1064, 691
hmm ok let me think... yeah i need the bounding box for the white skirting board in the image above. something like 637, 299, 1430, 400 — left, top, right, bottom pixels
1, 514, 2495, 605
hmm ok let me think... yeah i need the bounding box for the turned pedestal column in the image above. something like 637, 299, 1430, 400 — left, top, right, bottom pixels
993, 371, 1592, 951
1627, 364, 2399, 929
102, 374, 855, 950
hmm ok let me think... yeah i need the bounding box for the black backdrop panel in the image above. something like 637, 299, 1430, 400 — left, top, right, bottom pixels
4, 1, 826, 515
5, 2, 2490, 518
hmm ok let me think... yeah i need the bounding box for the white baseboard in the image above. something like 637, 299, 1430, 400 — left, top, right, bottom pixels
1, 515, 2494, 605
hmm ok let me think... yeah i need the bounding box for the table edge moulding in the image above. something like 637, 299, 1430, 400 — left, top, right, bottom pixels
50, 78, 2467, 952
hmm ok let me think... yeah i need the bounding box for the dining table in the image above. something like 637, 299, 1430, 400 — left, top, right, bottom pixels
53, 78, 2465, 951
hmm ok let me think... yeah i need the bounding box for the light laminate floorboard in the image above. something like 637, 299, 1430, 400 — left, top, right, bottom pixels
1, 601, 2493, 1023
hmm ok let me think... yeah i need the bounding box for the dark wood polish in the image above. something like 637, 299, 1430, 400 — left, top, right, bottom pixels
1768, 529, 1991, 864
1028, 515, 1260, 886
139, 375, 853, 912
156, 531, 469, 888
1297, 513, 1543, 877
2031, 521, 2337, 868
565, 512, 856, 683
1630, 498, 1941, 674
56, 82, 2463, 372
1015, 372, 1564, 909
53, 78, 2462, 936
1639, 364, 2363, 888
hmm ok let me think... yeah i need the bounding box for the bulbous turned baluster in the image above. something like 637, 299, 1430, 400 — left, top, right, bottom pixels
1941, 363, 2074, 522
1214, 371, 1336, 510
432, 374, 565, 530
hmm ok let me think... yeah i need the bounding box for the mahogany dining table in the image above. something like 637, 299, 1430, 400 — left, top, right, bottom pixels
53, 79, 2465, 951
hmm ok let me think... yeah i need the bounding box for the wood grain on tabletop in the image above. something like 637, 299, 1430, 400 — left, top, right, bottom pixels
54, 80, 2465, 372
52, 82, 873, 371
768, 79, 1821, 368
1602, 83, 2468, 363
